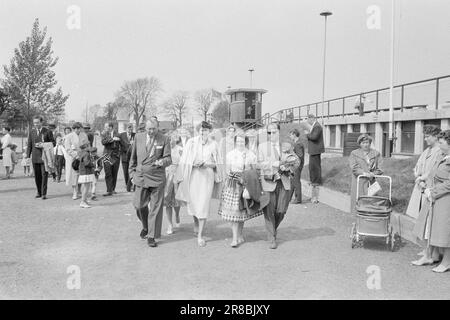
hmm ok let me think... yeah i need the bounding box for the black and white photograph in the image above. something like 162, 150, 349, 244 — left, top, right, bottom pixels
0, 0, 449, 306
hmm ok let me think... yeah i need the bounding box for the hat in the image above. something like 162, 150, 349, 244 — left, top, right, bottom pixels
83, 122, 91, 129
357, 134, 373, 145
48, 122, 56, 129
72, 122, 82, 129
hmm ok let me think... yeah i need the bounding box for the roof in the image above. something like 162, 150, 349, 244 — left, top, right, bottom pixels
225, 88, 268, 95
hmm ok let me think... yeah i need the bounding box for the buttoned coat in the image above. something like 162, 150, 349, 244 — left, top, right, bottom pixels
129, 131, 172, 188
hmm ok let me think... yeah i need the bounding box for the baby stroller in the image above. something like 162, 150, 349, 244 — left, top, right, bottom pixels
350, 175, 401, 251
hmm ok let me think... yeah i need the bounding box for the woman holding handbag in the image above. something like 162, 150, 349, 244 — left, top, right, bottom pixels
218, 131, 261, 247
174, 121, 221, 247
348, 134, 383, 214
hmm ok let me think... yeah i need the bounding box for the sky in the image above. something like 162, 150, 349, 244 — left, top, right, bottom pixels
0, 0, 449, 122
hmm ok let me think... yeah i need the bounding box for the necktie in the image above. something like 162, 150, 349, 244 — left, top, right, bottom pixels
146, 137, 153, 153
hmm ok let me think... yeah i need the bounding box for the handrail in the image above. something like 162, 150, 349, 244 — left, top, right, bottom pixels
236, 74, 450, 129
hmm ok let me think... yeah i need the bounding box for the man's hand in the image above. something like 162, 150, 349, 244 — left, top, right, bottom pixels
154, 159, 163, 167
113, 137, 120, 141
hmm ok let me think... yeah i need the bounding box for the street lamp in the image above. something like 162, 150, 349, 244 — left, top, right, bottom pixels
320, 11, 332, 125
248, 68, 254, 88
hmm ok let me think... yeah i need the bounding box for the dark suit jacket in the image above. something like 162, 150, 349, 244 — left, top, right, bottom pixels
27, 127, 55, 164
101, 130, 121, 162
293, 140, 305, 161
306, 122, 325, 155
86, 131, 94, 147
129, 131, 171, 188
119, 132, 135, 162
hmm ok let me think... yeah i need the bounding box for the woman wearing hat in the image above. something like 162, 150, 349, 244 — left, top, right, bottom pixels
175, 121, 222, 247
348, 134, 383, 214
412, 130, 450, 272
64, 122, 89, 199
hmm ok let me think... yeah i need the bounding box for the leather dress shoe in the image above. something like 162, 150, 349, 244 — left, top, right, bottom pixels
42, 195, 47, 200
35, 194, 42, 198
140, 229, 148, 240
147, 238, 157, 247
103, 192, 113, 197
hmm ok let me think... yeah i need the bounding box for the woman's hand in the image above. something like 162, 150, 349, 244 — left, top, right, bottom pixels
424, 188, 432, 202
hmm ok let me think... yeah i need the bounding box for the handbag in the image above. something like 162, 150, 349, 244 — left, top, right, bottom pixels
71, 158, 80, 171
367, 180, 382, 196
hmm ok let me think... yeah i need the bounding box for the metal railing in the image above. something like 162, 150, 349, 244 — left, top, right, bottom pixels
240, 74, 450, 130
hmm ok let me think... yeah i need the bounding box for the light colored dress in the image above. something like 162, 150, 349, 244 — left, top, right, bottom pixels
187, 138, 217, 219
64, 131, 89, 186
164, 145, 184, 207
1, 133, 12, 167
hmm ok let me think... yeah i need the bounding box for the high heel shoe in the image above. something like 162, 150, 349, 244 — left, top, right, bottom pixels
432, 264, 450, 273
197, 238, 206, 247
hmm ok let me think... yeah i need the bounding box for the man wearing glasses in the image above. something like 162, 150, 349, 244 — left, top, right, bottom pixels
257, 123, 299, 249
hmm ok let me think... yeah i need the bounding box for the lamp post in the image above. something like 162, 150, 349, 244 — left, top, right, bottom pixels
388, 0, 396, 154
320, 11, 332, 125
248, 68, 254, 88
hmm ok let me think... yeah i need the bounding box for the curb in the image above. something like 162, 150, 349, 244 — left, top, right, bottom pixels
300, 179, 418, 244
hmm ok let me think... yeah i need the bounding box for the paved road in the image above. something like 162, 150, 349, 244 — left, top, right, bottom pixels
0, 168, 449, 300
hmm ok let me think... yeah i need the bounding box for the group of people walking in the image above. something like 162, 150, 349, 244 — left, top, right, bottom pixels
131, 114, 325, 249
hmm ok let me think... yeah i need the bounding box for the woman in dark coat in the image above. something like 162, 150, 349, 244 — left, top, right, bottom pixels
348, 134, 383, 214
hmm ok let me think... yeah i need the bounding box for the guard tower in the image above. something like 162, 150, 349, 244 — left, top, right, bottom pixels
225, 88, 267, 128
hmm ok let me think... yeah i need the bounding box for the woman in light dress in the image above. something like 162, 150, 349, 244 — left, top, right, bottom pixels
218, 131, 262, 247
64, 122, 89, 199
164, 134, 184, 235
1, 127, 13, 179
175, 121, 222, 247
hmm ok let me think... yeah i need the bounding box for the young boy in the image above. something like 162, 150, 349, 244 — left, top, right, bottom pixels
54, 135, 66, 183
90, 147, 104, 201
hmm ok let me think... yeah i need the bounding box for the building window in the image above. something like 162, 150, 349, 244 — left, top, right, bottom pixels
329, 125, 336, 147
401, 121, 415, 153
353, 124, 361, 133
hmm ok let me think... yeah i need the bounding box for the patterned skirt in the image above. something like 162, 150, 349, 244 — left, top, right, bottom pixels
78, 174, 95, 184
218, 173, 263, 222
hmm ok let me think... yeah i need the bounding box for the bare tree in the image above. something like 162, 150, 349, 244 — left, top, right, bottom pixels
194, 88, 222, 121
81, 104, 102, 124
161, 91, 189, 127
117, 77, 162, 126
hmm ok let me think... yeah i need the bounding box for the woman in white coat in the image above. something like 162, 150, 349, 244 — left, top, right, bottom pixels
175, 121, 222, 247
64, 122, 89, 199
1, 127, 13, 179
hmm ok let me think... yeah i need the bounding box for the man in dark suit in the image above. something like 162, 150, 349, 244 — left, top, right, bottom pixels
119, 123, 135, 192
289, 129, 305, 204
304, 114, 325, 203
101, 122, 121, 196
129, 118, 171, 247
27, 116, 55, 199
83, 123, 95, 147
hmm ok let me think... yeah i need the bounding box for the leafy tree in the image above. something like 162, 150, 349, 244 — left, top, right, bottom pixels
117, 77, 162, 126
2, 18, 69, 128
0, 86, 11, 117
